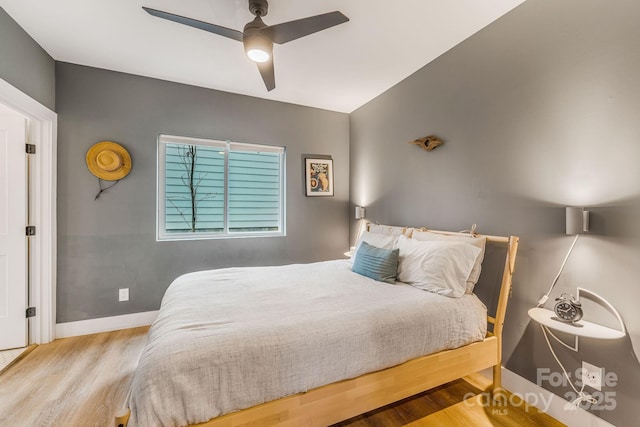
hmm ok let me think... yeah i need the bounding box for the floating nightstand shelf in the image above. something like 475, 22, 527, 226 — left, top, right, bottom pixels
529, 287, 626, 352
528, 307, 625, 340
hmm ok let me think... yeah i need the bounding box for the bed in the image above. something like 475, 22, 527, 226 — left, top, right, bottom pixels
116, 227, 519, 427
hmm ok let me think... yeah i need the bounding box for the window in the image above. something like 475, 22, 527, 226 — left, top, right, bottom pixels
157, 134, 285, 240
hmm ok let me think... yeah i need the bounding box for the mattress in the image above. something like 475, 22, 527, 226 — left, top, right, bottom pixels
128, 260, 487, 427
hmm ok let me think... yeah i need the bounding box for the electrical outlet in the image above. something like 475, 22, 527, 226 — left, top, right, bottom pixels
119, 288, 129, 302
582, 361, 603, 391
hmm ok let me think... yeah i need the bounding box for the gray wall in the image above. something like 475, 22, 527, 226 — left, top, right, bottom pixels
0, 7, 55, 110
56, 62, 349, 323
350, 0, 640, 424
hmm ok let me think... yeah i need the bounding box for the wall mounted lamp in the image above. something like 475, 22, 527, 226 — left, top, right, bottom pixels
565, 206, 590, 235
537, 207, 590, 307
345, 207, 367, 258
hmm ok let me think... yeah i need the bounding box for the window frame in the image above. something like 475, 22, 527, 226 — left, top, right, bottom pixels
157, 134, 286, 241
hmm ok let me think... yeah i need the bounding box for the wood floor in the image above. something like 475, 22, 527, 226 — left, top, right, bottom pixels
0, 327, 564, 427
0, 327, 149, 427
0, 345, 34, 374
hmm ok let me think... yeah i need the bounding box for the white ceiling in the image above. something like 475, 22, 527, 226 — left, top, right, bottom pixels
0, 0, 525, 113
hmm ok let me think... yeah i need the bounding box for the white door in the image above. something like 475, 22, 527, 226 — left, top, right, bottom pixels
0, 112, 28, 350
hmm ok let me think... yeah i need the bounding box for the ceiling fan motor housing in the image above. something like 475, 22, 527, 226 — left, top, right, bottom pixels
243, 16, 272, 61
249, 0, 269, 17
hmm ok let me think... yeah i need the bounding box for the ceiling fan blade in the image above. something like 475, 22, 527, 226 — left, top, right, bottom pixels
256, 59, 275, 91
142, 7, 244, 42
264, 11, 349, 44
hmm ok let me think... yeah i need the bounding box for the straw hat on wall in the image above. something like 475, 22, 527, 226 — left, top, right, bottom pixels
86, 141, 132, 181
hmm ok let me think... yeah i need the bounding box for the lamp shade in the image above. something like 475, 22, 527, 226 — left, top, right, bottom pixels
566, 207, 589, 235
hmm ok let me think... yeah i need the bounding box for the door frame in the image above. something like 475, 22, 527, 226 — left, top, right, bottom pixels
0, 77, 57, 344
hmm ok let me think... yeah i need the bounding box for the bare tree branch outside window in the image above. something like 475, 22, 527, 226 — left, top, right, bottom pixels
166, 144, 217, 232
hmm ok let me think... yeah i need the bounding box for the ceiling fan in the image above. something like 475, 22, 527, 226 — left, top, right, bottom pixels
142, 0, 349, 91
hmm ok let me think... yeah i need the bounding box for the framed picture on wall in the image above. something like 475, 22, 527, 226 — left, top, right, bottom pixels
305, 158, 334, 196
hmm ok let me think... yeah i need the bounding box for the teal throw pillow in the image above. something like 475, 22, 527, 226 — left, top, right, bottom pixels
352, 241, 399, 283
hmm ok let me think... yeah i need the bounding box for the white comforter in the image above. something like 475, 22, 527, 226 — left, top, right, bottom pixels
128, 260, 487, 427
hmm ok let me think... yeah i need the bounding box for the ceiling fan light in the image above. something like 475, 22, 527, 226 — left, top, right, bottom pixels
247, 48, 270, 63
243, 28, 272, 63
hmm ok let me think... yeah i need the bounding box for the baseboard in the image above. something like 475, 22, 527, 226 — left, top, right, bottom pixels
55, 311, 159, 339
477, 367, 616, 427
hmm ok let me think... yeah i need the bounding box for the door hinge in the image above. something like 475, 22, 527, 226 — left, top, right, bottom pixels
26, 307, 36, 318
26, 225, 36, 236
26, 143, 36, 154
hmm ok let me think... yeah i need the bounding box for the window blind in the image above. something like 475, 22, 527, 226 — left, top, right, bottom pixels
158, 135, 285, 240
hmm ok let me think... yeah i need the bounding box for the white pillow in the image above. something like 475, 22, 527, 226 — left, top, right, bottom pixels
396, 235, 481, 298
411, 230, 487, 293
368, 224, 414, 238
352, 230, 398, 260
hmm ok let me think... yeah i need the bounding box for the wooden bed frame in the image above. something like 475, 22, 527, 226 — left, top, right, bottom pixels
115, 229, 519, 427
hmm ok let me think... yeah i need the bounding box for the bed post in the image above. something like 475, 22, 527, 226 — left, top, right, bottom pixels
491, 235, 519, 396
115, 409, 130, 427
